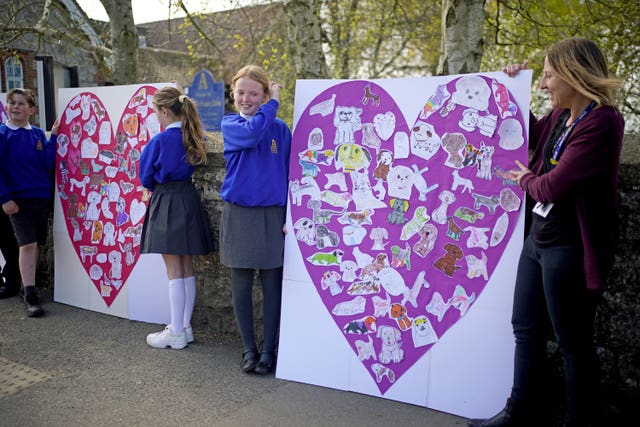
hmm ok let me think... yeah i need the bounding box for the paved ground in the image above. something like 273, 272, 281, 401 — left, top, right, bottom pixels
0, 292, 467, 427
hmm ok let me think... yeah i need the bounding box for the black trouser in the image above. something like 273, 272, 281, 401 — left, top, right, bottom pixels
0, 210, 20, 287
510, 236, 600, 423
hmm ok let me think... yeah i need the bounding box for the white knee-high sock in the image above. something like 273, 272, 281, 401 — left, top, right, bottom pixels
183, 276, 196, 328
168, 278, 185, 334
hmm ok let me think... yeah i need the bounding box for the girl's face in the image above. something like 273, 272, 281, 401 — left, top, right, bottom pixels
232, 77, 267, 116
540, 57, 577, 110
7, 93, 34, 127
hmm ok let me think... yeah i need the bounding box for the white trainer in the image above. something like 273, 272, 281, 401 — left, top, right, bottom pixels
185, 325, 194, 344
146, 326, 188, 349
167, 324, 194, 343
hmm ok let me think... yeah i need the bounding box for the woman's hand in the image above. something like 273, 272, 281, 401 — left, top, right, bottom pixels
502, 61, 529, 77
509, 159, 532, 184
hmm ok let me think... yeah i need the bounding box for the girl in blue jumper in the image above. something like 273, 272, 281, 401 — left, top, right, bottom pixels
0, 88, 58, 317
220, 65, 292, 374
140, 86, 215, 349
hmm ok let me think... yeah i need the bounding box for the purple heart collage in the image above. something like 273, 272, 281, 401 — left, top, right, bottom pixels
289, 75, 527, 393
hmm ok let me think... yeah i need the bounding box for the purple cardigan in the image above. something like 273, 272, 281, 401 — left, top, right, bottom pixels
520, 106, 624, 290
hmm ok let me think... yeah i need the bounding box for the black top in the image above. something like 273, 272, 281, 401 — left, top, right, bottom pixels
530, 110, 581, 247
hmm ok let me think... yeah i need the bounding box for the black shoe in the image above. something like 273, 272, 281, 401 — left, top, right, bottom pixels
24, 289, 44, 318
241, 349, 259, 373
0, 283, 19, 299
254, 352, 275, 375
467, 399, 525, 427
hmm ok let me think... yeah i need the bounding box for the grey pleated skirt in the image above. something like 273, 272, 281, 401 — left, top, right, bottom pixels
219, 202, 286, 269
141, 181, 215, 255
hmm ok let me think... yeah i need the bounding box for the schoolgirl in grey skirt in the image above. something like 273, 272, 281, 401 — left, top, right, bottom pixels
139, 86, 214, 350
220, 65, 292, 375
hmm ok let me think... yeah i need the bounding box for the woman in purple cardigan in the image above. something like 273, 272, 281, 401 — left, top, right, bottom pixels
469, 38, 624, 427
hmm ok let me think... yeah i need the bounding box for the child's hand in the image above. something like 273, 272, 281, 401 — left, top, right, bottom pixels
269, 82, 283, 102
51, 119, 60, 136
2, 200, 19, 215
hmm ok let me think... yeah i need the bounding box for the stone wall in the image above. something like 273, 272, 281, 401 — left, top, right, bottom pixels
39, 132, 640, 396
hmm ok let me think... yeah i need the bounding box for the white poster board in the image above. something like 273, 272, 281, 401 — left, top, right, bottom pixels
277, 71, 532, 418
53, 83, 173, 323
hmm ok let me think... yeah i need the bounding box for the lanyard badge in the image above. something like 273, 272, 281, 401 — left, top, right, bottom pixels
549, 101, 596, 167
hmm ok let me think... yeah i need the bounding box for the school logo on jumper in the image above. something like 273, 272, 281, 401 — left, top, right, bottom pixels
288, 76, 526, 393
56, 86, 160, 307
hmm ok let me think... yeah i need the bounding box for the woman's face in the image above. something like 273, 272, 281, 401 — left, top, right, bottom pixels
540, 56, 577, 110
232, 77, 266, 116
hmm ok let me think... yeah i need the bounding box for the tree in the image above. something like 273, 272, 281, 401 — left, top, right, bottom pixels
283, 0, 328, 79
98, 0, 139, 84
437, 0, 486, 75
0, 0, 138, 85
482, 0, 640, 129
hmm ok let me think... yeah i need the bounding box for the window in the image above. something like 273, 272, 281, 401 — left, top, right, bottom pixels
5, 57, 24, 90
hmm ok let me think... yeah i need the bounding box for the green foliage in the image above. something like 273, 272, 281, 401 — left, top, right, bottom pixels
322, 0, 442, 79
483, 0, 640, 131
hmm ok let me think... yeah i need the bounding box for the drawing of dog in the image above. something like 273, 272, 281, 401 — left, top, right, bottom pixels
293, 217, 316, 246
355, 335, 377, 361
321, 270, 343, 296
333, 106, 363, 145
324, 172, 347, 191
390, 303, 412, 331
434, 243, 463, 277
441, 132, 467, 169
315, 224, 340, 249
290, 176, 321, 206
412, 164, 439, 201
401, 270, 429, 308
339, 260, 358, 283
387, 198, 409, 225
371, 363, 396, 383
361, 84, 380, 106
451, 169, 475, 194
307, 199, 343, 225
477, 144, 495, 180
335, 143, 371, 173
390, 243, 411, 270
432, 190, 456, 224
472, 192, 500, 214
372, 292, 391, 318
343, 315, 377, 334
411, 315, 438, 347
413, 223, 438, 258
377, 325, 404, 363
466, 251, 488, 280
332, 295, 366, 316
307, 249, 344, 266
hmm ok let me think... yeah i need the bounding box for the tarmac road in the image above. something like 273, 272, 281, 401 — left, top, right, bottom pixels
0, 292, 466, 427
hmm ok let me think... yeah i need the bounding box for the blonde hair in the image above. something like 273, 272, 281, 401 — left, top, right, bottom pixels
546, 37, 622, 106
229, 65, 270, 102
7, 88, 36, 107
153, 86, 207, 166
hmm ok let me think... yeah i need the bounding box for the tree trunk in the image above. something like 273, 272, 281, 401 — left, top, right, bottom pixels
437, 0, 485, 76
102, 0, 139, 84
283, 0, 329, 79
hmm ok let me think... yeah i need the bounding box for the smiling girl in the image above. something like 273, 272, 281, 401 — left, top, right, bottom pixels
219, 65, 292, 375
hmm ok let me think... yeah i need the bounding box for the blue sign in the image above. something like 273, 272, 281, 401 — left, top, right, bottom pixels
187, 69, 224, 131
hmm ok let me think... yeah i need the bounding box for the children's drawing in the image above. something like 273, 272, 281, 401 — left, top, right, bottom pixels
287, 76, 527, 394
56, 86, 160, 307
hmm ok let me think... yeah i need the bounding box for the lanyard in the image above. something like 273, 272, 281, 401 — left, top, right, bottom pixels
550, 101, 596, 167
